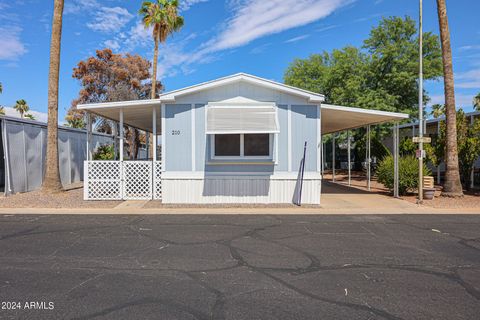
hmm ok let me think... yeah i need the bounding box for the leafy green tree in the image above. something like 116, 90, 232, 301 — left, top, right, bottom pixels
14, 99, 29, 118
93, 144, 116, 160
456, 110, 480, 190
474, 93, 480, 111
139, 0, 184, 99
284, 17, 442, 118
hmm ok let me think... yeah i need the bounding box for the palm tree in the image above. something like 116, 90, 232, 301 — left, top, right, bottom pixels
42, 0, 64, 193
139, 0, 184, 99
0, 82, 3, 94
24, 113, 36, 120
474, 93, 480, 111
14, 99, 29, 118
0, 107, 4, 116
436, 0, 463, 196
431, 104, 445, 118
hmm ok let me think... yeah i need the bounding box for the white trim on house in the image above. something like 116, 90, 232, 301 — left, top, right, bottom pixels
317, 104, 321, 172
161, 103, 166, 172
321, 104, 409, 119
191, 103, 196, 171
209, 134, 274, 160
287, 104, 292, 172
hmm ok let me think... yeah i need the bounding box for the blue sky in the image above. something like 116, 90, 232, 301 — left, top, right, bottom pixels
0, 0, 479, 123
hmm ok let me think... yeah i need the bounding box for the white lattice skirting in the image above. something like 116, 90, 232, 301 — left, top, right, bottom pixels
84, 161, 162, 200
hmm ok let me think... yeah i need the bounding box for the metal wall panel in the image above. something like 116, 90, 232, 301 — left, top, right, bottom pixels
2, 118, 113, 195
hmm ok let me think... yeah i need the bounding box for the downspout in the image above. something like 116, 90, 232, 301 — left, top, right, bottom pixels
2, 120, 12, 195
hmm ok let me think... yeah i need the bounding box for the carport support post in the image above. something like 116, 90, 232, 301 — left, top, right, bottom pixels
119, 109, 124, 161
367, 125, 371, 191
347, 130, 351, 186
332, 134, 336, 182
393, 123, 399, 198
153, 106, 157, 161
86, 112, 92, 161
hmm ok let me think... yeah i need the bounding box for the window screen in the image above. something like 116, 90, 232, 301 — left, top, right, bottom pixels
214, 134, 240, 156
244, 134, 270, 156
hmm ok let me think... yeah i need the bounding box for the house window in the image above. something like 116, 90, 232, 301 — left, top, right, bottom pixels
214, 134, 241, 156
244, 134, 270, 156
212, 134, 272, 159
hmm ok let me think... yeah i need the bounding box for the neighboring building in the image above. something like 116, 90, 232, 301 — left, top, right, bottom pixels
0, 115, 113, 195
79, 73, 408, 204
386, 111, 480, 187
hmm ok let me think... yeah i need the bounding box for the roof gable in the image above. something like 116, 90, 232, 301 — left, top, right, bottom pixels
160, 73, 325, 103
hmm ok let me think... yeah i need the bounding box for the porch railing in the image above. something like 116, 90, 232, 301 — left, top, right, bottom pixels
84, 161, 162, 201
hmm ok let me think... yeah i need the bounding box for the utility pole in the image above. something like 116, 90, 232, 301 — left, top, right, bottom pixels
418, 0, 424, 203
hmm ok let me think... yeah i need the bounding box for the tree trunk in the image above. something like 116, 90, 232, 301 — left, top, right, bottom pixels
42, 0, 64, 193
151, 34, 159, 99
436, 0, 463, 197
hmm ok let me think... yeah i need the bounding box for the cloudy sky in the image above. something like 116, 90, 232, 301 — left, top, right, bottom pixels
0, 0, 479, 123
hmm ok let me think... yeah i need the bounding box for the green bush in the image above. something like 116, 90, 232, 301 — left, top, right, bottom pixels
376, 155, 431, 195
93, 144, 116, 160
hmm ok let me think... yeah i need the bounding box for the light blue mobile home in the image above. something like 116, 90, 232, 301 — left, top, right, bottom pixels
79, 73, 407, 204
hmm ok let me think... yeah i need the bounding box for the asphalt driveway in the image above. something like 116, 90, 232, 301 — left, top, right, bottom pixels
0, 214, 479, 319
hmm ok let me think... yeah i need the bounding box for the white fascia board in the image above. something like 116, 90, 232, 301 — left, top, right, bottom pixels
77, 99, 161, 110
321, 103, 410, 119
160, 73, 325, 104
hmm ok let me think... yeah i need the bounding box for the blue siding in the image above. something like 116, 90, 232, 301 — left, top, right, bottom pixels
164, 103, 318, 174
276, 105, 289, 172
291, 105, 318, 172
195, 104, 206, 171
164, 104, 192, 171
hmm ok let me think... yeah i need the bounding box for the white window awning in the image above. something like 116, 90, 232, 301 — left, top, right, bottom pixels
206, 105, 279, 134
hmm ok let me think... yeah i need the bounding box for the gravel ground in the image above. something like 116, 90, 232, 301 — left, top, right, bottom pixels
0, 188, 120, 208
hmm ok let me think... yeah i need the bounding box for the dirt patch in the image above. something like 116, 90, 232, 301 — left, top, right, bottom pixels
0, 188, 120, 208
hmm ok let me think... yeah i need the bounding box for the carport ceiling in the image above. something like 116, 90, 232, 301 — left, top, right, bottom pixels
321, 104, 409, 134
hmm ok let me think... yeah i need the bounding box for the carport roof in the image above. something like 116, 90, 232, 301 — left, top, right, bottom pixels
321, 104, 409, 134
76, 74, 409, 133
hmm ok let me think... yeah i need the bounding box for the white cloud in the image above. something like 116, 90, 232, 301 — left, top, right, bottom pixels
429, 93, 475, 108
458, 45, 480, 52
211, 0, 355, 51
455, 68, 480, 89
2, 107, 48, 123
180, 0, 209, 11
64, 0, 99, 14
86, 7, 133, 33
104, 39, 120, 50
285, 34, 310, 43
0, 26, 27, 60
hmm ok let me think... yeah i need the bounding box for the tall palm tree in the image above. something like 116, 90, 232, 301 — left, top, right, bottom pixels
42, 0, 64, 193
474, 93, 480, 111
0, 82, 3, 94
14, 99, 29, 118
436, 0, 463, 196
139, 0, 184, 99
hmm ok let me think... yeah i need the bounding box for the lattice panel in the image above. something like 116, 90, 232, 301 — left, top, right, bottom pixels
123, 161, 153, 200
85, 161, 122, 200
154, 161, 162, 200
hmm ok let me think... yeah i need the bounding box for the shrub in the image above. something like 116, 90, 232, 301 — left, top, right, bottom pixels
93, 144, 116, 160
376, 155, 431, 195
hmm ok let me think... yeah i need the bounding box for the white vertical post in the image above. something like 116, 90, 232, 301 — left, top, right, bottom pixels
332, 134, 335, 182
418, 0, 424, 203
347, 130, 351, 186
119, 109, 124, 161
287, 104, 292, 172
367, 125, 371, 191
153, 106, 157, 162
393, 123, 399, 198
86, 112, 92, 161
191, 103, 195, 171
112, 122, 118, 160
